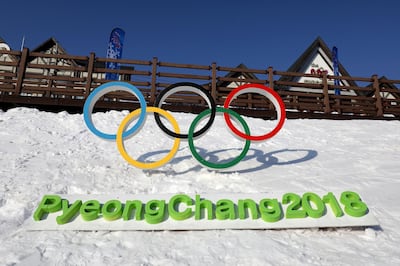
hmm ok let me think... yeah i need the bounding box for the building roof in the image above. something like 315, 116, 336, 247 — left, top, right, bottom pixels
279, 36, 357, 87
365, 76, 400, 98
31, 37, 67, 54
27, 37, 79, 66
217, 63, 259, 87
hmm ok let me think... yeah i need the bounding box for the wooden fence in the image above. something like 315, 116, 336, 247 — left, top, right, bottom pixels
1, 48, 399, 119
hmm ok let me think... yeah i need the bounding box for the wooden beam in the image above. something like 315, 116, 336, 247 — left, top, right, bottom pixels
84, 52, 95, 99
373, 74, 383, 116
15, 48, 29, 95
322, 72, 331, 113
211, 62, 217, 100
149, 57, 158, 105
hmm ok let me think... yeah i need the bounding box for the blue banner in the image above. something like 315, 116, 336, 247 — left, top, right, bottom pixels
332, 46, 340, 95
106, 28, 125, 80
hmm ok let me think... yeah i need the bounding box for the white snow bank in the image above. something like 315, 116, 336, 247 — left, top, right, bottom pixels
0, 107, 399, 265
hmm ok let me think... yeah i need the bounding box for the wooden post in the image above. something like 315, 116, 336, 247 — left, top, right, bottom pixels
15, 47, 29, 95
211, 62, 217, 101
84, 52, 95, 99
247, 93, 253, 109
373, 74, 383, 116
268, 66, 274, 89
45, 79, 53, 97
322, 72, 331, 113
149, 57, 158, 105
267, 67, 275, 112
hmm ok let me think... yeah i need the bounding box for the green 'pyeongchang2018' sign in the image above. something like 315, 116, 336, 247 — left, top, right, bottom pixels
29, 191, 378, 231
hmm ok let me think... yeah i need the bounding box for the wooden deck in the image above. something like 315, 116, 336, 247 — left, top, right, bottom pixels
1, 48, 399, 119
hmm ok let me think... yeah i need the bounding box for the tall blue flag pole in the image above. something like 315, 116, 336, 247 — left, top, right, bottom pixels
332, 46, 340, 95
106, 28, 125, 80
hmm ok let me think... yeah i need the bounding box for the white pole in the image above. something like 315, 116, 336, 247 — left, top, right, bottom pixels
20, 35, 25, 51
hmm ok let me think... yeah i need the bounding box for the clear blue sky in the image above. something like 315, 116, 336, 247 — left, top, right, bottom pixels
1, 0, 399, 79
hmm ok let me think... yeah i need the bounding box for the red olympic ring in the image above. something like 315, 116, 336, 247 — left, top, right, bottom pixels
223, 84, 286, 141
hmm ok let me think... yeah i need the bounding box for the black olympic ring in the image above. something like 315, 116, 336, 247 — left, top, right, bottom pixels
153, 82, 217, 139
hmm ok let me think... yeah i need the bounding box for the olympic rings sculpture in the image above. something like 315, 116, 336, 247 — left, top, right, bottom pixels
83, 81, 286, 170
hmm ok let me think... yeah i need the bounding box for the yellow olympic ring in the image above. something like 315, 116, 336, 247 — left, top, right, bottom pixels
116, 107, 181, 169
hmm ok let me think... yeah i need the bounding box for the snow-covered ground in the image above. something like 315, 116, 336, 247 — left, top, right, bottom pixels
0, 107, 399, 265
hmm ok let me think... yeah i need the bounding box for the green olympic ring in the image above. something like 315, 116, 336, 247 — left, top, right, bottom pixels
188, 107, 251, 169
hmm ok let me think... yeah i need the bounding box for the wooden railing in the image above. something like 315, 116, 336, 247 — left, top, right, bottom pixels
1, 48, 399, 119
